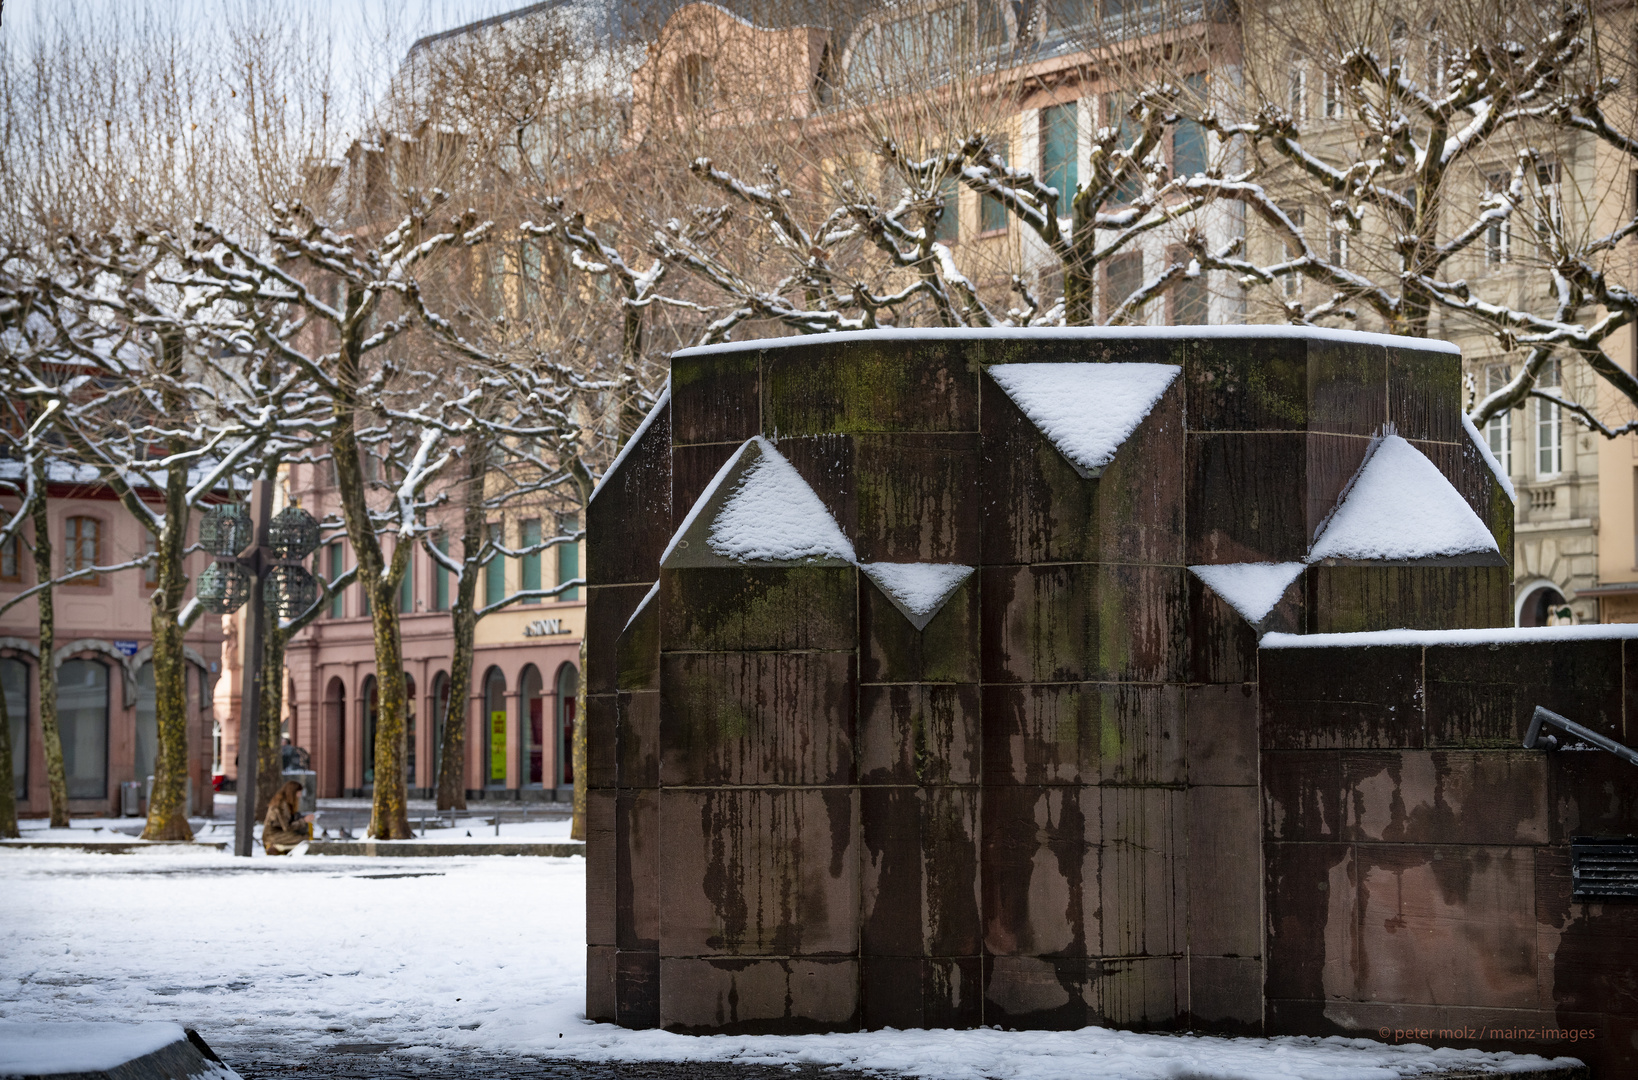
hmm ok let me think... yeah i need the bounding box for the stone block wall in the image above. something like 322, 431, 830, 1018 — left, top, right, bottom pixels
586, 328, 1635, 1064
1260, 634, 1638, 1077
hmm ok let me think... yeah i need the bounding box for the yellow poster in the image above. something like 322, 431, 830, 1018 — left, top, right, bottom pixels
489, 710, 506, 782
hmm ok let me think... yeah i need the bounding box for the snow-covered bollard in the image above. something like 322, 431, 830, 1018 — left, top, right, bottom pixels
0, 1022, 239, 1080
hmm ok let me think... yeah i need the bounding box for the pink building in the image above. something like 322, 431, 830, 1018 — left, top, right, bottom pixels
276, 460, 584, 801
1, 476, 222, 818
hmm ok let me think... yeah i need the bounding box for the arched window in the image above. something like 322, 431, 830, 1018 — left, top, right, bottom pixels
520, 665, 544, 787
135, 661, 157, 783
483, 667, 507, 787
556, 663, 578, 789
2, 657, 27, 800
674, 54, 715, 115
430, 671, 451, 786
362, 675, 378, 786
59, 659, 108, 799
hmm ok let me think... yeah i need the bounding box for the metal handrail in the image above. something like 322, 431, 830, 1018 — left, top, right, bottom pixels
1524, 706, 1638, 766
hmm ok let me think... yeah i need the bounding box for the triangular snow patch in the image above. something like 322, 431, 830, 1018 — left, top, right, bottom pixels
988, 362, 1181, 478
1308, 434, 1501, 563
860, 563, 974, 630
661, 436, 855, 569
1189, 562, 1305, 626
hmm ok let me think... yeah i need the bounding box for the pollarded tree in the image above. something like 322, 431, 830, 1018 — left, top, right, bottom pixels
1181, 3, 1638, 434
184, 195, 492, 840
21, 230, 291, 840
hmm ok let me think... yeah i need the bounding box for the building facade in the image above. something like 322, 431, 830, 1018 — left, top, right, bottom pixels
1, 479, 221, 819
274, 459, 585, 801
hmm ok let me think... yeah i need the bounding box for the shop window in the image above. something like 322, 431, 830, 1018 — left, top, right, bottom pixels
136, 661, 157, 784
557, 664, 578, 789
483, 667, 507, 787
59, 659, 108, 799
3, 657, 27, 800
521, 664, 544, 787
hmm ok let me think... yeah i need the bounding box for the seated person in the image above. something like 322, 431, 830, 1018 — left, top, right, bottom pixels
263, 779, 314, 855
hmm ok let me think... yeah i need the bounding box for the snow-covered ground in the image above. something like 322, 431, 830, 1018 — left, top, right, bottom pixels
0, 848, 1579, 1079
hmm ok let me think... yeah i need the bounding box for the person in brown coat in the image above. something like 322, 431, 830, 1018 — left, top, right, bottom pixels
263, 779, 313, 855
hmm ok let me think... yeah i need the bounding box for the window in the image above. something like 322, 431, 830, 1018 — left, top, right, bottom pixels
64, 516, 101, 584
1484, 364, 1513, 476
556, 663, 579, 788
3, 657, 27, 800
558, 513, 580, 602
1104, 252, 1145, 321
144, 533, 158, 587
433, 532, 450, 612
520, 518, 542, 603
935, 174, 960, 243
676, 54, 715, 114
1321, 70, 1344, 119
1536, 359, 1563, 478
1288, 62, 1308, 122
1171, 74, 1208, 177
398, 545, 414, 613
326, 541, 345, 618
979, 137, 1009, 234
1484, 172, 1511, 266
1040, 102, 1078, 210
362, 675, 377, 786
1168, 249, 1208, 325
1281, 206, 1306, 298
1103, 95, 1143, 205
1535, 161, 1563, 254
484, 523, 505, 607
135, 661, 157, 784
1, 533, 20, 583
1327, 225, 1349, 269
59, 659, 108, 799
483, 667, 507, 787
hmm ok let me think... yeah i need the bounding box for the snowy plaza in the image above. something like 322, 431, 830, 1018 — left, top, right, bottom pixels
0, 839, 1588, 1080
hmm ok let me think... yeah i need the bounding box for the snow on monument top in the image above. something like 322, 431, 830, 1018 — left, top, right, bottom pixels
671, 324, 1462, 359
988, 362, 1180, 478
688, 436, 854, 564
1308, 433, 1498, 562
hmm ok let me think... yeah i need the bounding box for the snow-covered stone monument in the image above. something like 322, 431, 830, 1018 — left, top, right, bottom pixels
585, 328, 1636, 1077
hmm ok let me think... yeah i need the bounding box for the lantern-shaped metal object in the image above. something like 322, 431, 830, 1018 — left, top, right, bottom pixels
268, 506, 321, 562
196, 560, 253, 614
199, 503, 253, 558
264, 562, 318, 618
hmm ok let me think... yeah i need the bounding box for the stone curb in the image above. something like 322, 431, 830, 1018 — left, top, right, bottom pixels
304, 840, 585, 857
0, 841, 230, 853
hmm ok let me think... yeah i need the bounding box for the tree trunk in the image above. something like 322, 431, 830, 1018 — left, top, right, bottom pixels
255, 608, 287, 823
436, 437, 488, 812
366, 576, 411, 839
30, 469, 68, 827
570, 634, 587, 842
0, 669, 17, 838
141, 453, 196, 842
143, 612, 195, 840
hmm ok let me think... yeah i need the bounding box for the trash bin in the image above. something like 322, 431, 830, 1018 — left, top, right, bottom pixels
282, 770, 317, 814
119, 781, 143, 817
